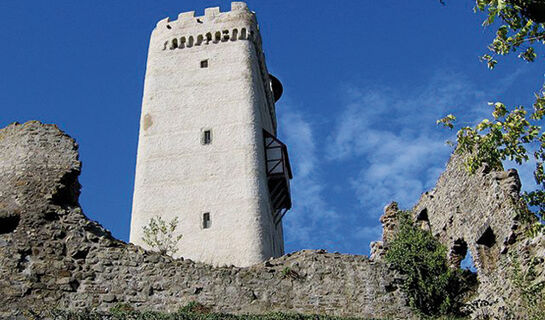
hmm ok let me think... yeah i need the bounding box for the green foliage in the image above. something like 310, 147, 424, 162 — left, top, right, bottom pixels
385, 211, 468, 317
280, 266, 292, 277
279, 266, 302, 280
178, 301, 212, 314
511, 254, 545, 320
474, 0, 545, 67
110, 303, 135, 316
141, 216, 183, 255
45, 306, 370, 320
31, 300, 470, 319
438, 1, 545, 233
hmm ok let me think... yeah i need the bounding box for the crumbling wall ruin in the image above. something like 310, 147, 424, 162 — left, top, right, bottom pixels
1, 121, 543, 319
372, 152, 545, 319
0, 122, 413, 319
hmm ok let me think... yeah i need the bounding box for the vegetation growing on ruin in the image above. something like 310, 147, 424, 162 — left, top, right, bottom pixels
26, 302, 369, 320
510, 253, 545, 320
385, 211, 473, 317
26, 301, 469, 320
437, 1, 545, 232
141, 216, 183, 255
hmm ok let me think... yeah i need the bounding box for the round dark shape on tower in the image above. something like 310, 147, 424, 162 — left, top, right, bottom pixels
269, 74, 283, 102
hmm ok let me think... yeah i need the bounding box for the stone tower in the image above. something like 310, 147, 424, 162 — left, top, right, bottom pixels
130, 2, 292, 267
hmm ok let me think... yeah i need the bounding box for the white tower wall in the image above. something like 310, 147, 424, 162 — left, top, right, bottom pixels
130, 2, 285, 267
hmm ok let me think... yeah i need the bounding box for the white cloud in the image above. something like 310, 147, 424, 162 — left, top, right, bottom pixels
327, 72, 492, 216
278, 108, 339, 251
278, 68, 533, 255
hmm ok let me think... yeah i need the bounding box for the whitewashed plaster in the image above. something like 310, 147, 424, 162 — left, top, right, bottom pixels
130, 2, 285, 267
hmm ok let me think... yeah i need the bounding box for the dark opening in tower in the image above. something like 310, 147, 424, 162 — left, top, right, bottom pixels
263, 130, 292, 226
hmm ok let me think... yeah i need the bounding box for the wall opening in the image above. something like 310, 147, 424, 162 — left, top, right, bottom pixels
476, 226, 496, 248
415, 208, 430, 230
200, 60, 209, 69
461, 249, 478, 273
202, 130, 211, 145
416, 208, 429, 222
240, 28, 247, 40
476, 225, 498, 270
170, 38, 178, 50
202, 212, 211, 229
449, 238, 468, 268
0, 213, 20, 234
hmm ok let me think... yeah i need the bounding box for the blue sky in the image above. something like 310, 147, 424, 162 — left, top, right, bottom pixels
1, 1, 542, 256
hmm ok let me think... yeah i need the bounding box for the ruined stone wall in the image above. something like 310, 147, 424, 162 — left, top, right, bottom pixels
3, 121, 542, 319
413, 153, 545, 318
0, 122, 413, 319
372, 152, 545, 319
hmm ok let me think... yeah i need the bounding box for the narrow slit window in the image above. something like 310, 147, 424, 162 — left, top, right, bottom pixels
171, 38, 178, 50
202, 212, 211, 229
202, 130, 211, 144
200, 59, 208, 68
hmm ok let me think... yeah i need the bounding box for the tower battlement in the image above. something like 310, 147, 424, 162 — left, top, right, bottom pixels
156, 2, 253, 30
154, 1, 259, 49
149, 2, 278, 132
153, 2, 261, 58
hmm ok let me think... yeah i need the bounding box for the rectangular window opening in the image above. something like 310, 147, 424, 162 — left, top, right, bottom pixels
200, 59, 208, 68
202, 212, 211, 229
202, 130, 211, 145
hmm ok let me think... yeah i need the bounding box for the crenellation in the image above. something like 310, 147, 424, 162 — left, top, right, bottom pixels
204, 7, 221, 18
178, 11, 195, 21
231, 2, 248, 11
156, 3, 255, 32
156, 17, 171, 29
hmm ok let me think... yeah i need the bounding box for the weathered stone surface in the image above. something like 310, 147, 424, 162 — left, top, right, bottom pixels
373, 152, 545, 319
0, 122, 413, 318
4, 121, 542, 319
370, 202, 400, 261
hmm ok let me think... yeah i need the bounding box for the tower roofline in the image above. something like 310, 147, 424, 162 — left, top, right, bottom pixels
156, 2, 254, 30
152, 2, 279, 133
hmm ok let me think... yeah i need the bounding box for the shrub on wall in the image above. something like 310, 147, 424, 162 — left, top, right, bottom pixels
45, 305, 365, 320
141, 216, 183, 255
385, 211, 469, 316
511, 254, 545, 320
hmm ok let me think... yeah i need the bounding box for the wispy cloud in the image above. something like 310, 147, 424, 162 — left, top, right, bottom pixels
279, 108, 339, 252
279, 68, 532, 255
326, 72, 491, 217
